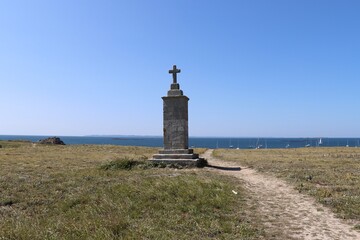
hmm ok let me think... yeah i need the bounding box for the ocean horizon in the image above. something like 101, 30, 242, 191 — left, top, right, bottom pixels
1, 135, 359, 149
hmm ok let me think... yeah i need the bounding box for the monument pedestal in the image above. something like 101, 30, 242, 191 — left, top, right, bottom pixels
152, 149, 199, 165
150, 66, 206, 167
152, 149, 203, 167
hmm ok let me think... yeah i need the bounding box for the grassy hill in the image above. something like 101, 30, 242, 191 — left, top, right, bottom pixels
0, 141, 264, 239
2, 141, 359, 239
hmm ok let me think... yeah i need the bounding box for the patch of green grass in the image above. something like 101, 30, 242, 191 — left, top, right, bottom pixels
0, 140, 32, 148
214, 148, 360, 222
0, 144, 265, 239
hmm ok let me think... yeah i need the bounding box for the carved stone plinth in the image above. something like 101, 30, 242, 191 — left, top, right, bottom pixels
162, 95, 189, 149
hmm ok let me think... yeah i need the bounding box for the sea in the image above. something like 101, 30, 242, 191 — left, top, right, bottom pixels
0, 135, 359, 149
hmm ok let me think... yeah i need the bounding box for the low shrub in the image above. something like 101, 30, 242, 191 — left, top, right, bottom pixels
100, 158, 144, 170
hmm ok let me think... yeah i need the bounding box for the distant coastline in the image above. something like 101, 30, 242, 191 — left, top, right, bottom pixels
1, 135, 359, 149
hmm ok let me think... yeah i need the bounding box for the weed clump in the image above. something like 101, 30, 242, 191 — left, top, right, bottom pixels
0, 199, 16, 206
100, 158, 144, 170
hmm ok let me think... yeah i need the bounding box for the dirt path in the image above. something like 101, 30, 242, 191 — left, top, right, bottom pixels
202, 149, 360, 240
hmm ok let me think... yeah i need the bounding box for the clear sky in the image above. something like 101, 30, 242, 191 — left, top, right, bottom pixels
1, 0, 359, 137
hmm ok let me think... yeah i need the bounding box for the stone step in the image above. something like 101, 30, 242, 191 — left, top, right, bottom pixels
150, 159, 199, 162
158, 149, 194, 154
152, 153, 199, 160
148, 158, 206, 167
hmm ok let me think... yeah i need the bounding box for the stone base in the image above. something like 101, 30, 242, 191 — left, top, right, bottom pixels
151, 149, 207, 167
158, 149, 194, 154
149, 158, 207, 168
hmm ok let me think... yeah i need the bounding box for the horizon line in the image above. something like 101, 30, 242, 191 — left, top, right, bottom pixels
1, 134, 360, 139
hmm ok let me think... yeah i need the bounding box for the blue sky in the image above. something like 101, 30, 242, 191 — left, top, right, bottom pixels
1, 0, 359, 137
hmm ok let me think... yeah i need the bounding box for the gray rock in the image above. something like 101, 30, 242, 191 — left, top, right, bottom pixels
38, 137, 65, 145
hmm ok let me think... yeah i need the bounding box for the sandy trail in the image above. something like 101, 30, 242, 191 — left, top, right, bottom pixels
202, 149, 360, 240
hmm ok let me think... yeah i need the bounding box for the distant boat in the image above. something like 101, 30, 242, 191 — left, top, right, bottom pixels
229, 139, 233, 148
255, 138, 262, 149
286, 144, 290, 148
305, 144, 311, 147
236, 140, 240, 149
319, 138, 323, 145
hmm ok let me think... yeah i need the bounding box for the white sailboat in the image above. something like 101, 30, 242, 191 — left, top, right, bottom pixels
229, 139, 233, 148
255, 138, 262, 149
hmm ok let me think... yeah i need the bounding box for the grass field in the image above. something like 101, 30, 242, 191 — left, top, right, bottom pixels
0, 141, 264, 239
214, 147, 360, 224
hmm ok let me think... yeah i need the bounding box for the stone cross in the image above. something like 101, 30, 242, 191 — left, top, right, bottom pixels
169, 65, 181, 84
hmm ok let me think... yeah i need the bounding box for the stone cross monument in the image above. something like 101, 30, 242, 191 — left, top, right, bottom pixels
151, 65, 204, 167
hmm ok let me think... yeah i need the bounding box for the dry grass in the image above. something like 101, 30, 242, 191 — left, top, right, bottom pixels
214, 147, 360, 222
0, 141, 264, 239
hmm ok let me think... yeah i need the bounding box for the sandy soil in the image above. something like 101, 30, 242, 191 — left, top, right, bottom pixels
202, 149, 360, 240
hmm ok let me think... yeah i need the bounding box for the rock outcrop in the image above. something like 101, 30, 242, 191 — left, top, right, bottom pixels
38, 137, 65, 145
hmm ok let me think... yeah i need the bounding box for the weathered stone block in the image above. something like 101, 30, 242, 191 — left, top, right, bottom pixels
171, 83, 180, 89
162, 95, 189, 150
